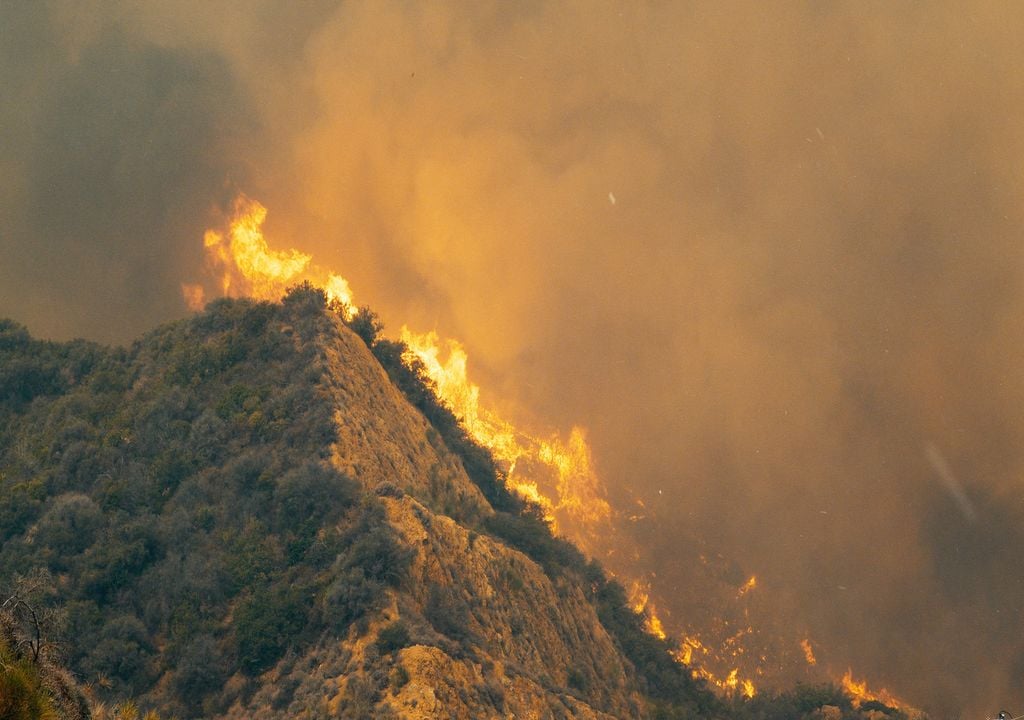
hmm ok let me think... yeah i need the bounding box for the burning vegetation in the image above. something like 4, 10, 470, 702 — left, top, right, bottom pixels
182, 194, 770, 696
179, 194, 930, 716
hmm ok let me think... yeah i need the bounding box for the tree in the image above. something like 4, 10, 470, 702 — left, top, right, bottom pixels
1, 569, 64, 664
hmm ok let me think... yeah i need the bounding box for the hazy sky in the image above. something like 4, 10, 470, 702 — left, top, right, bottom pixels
3, 2, 1024, 714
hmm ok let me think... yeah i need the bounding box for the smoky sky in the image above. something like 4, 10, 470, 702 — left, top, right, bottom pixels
4, 1, 1024, 714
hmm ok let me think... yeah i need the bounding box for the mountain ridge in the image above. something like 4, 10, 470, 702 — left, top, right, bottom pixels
0, 287, 716, 718
0, 285, 922, 719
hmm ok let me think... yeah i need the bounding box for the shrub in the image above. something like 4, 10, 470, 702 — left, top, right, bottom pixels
0, 356, 65, 405
321, 566, 382, 632
35, 493, 104, 557
368, 339, 521, 513
589, 572, 719, 714
375, 621, 412, 655
171, 634, 227, 713
0, 647, 58, 720
81, 615, 156, 694
337, 675, 380, 719
234, 584, 309, 675
341, 502, 414, 586
374, 481, 404, 499
0, 479, 46, 542
282, 282, 327, 316
423, 584, 473, 643
345, 306, 384, 347
482, 509, 585, 577
272, 462, 358, 534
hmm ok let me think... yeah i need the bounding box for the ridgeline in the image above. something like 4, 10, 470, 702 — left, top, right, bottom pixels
0, 285, 919, 719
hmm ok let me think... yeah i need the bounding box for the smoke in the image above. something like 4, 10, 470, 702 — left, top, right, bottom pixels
0, 2, 259, 342
4, 1, 1024, 713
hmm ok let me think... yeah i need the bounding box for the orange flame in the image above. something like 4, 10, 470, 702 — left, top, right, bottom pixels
185, 194, 354, 314
677, 635, 757, 698
841, 669, 907, 710
737, 575, 758, 597
400, 327, 612, 540
628, 580, 667, 640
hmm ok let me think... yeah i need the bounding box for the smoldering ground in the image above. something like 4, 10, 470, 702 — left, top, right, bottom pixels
3, 2, 1024, 714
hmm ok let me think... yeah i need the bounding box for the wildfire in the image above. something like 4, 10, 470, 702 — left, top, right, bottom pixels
399, 327, 612, 540
181, 194, 931, 708
677, 636, 757, 698
186, 194, 613, 547
183, 194, 353, 314
186, 193, 770, 699
841, 670, 906, 710
628, 580, 667, 640
695, 665, 757, 699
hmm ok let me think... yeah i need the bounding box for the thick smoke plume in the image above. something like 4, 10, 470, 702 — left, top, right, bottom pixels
3, 2, 1024, 714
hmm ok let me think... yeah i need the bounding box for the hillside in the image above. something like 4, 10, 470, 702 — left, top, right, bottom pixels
0, 286, 920, 719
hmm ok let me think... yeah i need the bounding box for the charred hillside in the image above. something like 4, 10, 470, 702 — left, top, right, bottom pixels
0, 286, 922, 720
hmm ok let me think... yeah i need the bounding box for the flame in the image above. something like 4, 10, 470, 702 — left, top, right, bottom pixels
187, 194, 354, 313
737, 575, 758, 597
646, 609, 667, 641
628, 580, 667, 640
841, 670, 906, 710
189, 195, 613, 546
677, 635, 757, 698
399, 327, 612, 539
801, 638, 817, 666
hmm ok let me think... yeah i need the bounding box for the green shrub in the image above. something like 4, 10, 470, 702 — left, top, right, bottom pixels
35, 493, 104, 557
282, 282, 327, 316
272, 462, 358, 534
587, 571, 719, 715
234, 584, 309, 675
0, 479, 46, 542
81, 615, 157, 694
0, 356, 65, 405
732, 682, 855, 720
171, 634, 228, 713
337, 675, 380, 719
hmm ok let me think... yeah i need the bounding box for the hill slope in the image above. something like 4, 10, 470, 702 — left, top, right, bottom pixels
0, 287, 721, 719
0, 287, 922, 720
